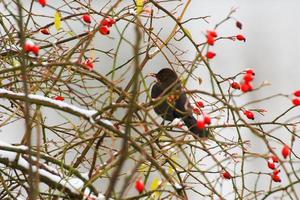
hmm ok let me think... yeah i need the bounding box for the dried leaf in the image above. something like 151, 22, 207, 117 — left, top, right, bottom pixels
236, 21, 242, 29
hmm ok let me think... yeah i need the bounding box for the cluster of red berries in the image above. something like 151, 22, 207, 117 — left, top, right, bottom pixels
204, 27, 246, 60
205, 30, 217, 59
193, 100, 204, 115
193, 101, 211, 129
231, 68, 255, 93
82, 14, 115, 35
292, 90, 300, 106
99, 18, 115, 35
268, 144, 291, 183
241, 68, 255, 92
37, 1, 115, 36
267, 155, 278, 170
271, 169, 281, 182
206, 30, 217, 46
24, 40, 39, 56
196, 114, 211, 129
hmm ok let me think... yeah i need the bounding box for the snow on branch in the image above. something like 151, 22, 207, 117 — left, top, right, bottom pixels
0, 88, 97, 118
0, 89, 115, 127
0, 140, 105, 199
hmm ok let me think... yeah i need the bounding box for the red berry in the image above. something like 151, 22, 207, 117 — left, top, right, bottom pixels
273, 169, 280, 175
38, 0, 46, 7
281, 144, 290, 159
203, 115, 211, 125
236, 34, 246, 42
245, 68, 255, 75
24, 45, 31, 53
236, 21, 242, 29
222, 171, 231, 180
54, 96, 64, 101
83, 59, 94, 71
83, 14, 91, 24
101, 18, 115, 27
31, 45, 39, 56
135, 180, 144, 193
99, 25, 110, 35
206, 35, 215, 46
292, 98, 300, 106
271, 155, 279, 163
294, 90, 300, 97
206, 51, 216, 59
267, 159, 275, 170
207, 30, 217, 38
243, 73, 254, 82
231, 81, 240, 90
40, 28, 50, 35
244, 110, 254, 120
24, 40, 34, 53
272, 174, 281, 182
241, 82, 253, 93
196, 120, 205, 129
193, 107, 200, 115
268, 162, 275, 170
195, 101, 204, 108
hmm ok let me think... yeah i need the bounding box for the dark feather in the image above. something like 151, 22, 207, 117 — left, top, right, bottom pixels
151, 68, 209, 137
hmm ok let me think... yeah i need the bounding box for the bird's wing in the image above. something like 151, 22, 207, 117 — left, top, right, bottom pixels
174, 91, 192, 117
151, 83, 176, 121
151, 83, 162, 98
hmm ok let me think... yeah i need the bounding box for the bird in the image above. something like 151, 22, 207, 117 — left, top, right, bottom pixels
150, 68, 209, 138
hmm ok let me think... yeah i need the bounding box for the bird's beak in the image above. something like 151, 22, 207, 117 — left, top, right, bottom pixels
148, 72, 157, 78
147, 73, 159, 82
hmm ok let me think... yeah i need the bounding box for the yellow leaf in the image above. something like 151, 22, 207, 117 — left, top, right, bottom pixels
150, 178, 161, 190
150, 178, 162, 200
54, 11, 61, 31
136, 0, 143, 15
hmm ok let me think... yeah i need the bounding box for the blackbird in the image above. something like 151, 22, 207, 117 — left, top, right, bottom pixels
150, 68, 208, 138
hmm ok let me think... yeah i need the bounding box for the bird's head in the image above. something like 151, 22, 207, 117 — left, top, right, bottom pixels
150, 68, 179, 85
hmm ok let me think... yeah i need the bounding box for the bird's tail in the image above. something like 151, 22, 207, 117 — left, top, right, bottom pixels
182, 115, 209, 138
